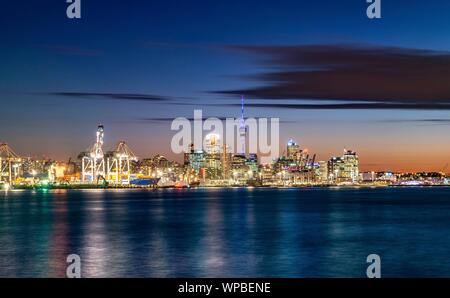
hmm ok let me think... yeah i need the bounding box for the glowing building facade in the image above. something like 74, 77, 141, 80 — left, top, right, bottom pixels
328, 150, 359, 184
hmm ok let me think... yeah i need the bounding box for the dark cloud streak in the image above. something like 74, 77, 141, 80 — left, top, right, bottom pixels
47, 92, 180, 102
214, 44, 450, 108
134, 117, 299, 123
221, 103, 450, 110
381, 119, 450, 124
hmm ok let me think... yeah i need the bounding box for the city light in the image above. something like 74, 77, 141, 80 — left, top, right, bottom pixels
2, 130, 449, 189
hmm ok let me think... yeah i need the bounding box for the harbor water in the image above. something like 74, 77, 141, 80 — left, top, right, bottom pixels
1, 187, 450, 277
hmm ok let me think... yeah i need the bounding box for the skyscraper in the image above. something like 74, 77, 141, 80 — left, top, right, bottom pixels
328, 150, 359, 184
204, 133, 222, 180
205, 133, 221, 154
342, 150, 359, 183
287, 139, 300, 160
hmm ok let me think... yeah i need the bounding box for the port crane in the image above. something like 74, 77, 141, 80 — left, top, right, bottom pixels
80, 125, 106, 182
106, 141, 137, 185
79, 125, 138, 184
0, 143, 21, 183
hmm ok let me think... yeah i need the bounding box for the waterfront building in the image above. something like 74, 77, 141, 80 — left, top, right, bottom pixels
203, 134, 223, 180
136, 154, 181, 185
22, 158, 52, 177
291, 169, 315, 185
342, 150, 359, 183
287, 139, 301, 160
221, 144, 232, 180
397, 172, 444, 185
377, 172, 397, 183
361, 171, 376, 183
361, 171, 397, 185
153, 154, 171, 169
328, 156, 344, 183
328, 150, 359, 184
246, 153, 259, 179
260, 164, 275, 185
137, 158, 154, 176
316, 161, 328, 183
273, 156, 296, 173
204, 133, 221, 154
204, 153, 222, 180
184, 144, 205, 173
190, 152, 205, 180
48, 162, 67, 182
231, 154, 248, 184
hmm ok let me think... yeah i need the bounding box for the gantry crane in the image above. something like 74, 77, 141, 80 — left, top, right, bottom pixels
106, 141, 138, 185
0, 143, 21, 183
80, 125, 106, 182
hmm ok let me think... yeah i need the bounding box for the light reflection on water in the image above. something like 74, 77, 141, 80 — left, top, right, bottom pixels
1, 187, 450, 277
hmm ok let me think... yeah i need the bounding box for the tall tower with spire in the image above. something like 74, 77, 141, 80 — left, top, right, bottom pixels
239, 95, 246, 155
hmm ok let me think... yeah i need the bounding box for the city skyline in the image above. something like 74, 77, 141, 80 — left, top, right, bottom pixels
2, 1, 450, 172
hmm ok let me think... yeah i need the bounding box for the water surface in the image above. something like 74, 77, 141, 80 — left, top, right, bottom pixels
1, 187, 449, 277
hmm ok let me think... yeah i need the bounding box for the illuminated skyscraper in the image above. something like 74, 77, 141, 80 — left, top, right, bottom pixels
246, 153, 259, 178
204, 133, 222, 180
221, 144, 232, 180
328, 156, 344, 183
342, 150, 359, 183
188, 149, 205, 173
328, 150, 359, 184
231, 154, 247, 184
205, 133, 221, 154
286, 138, 309, 168
287, 139, 300, 160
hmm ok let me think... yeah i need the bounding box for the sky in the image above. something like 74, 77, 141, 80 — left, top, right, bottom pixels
1, 0, 450, 172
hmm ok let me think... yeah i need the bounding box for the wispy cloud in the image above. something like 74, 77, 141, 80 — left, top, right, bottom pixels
125, 117, 300, 124
46, 92, 182, 102
217, 102, 450, 110
214, 44, 450, 110
379, 119, 450, 126
383, 119, 450, 123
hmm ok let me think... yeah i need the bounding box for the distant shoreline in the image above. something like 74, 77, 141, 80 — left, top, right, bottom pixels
5, 184, 450, 191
